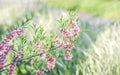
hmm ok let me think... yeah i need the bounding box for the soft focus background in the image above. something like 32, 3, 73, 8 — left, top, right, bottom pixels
0, 0, 120, 75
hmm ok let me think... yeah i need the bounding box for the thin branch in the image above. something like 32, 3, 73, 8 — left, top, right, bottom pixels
20, 53, 43, 61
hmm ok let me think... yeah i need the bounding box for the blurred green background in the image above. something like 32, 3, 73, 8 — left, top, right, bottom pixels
0, 0, 120, 75
43, 0, 120, 20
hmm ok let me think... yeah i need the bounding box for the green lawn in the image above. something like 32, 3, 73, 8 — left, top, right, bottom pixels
43, 0, 120, 20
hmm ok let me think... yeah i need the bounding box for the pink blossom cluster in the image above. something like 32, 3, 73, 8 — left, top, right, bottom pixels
55, 39, 74, 51
35, 41, 56, 75
55, 40, 74, 60
61, 21, 80, 51
61, 29, 73, 39
0, 28, 24, 69
61, 21, 80, 39
35, 55, 56, 75
8, 52, 22, 75
64, 52, 73, 60
55, 39, 63, 46
70, 21, 80, 37
62, 42, 74, 51
45, 55, 56, 71
55, 21, 80, 60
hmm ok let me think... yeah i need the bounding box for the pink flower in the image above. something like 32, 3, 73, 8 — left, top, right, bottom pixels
17, 52, 22, 58
35, 41, 45, 48
35, 41, 43, 48
61, 29, 67, 34
70, 21, 80, 33
35, 70, 44, 75
46, 55, 56, 64
62, 43, 69, 50
44, 67, 49, 72
64, 53, 73, 60
45, 54, 56, 71
73, 32, 79, 37
47, 63, 55, 70
67, 42, 74, 49
35, 55, 56, 74
55, 39, 63, 46
65, 31, 73, 38
72, 27, 80, 33
62, 42, 74, 50
61, 29, 73, 38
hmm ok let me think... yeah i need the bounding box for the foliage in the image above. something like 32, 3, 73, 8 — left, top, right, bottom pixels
0, 8, 80, 75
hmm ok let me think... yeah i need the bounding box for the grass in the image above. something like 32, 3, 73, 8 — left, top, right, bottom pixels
42, 0, 120, 20
77, 23, 120, 75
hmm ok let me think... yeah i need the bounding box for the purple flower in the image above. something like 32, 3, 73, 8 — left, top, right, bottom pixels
8, 63, 16, 75
35, 70, 44, 75
0, 28, 24, 69
8, 52, 22, 75
0, 46, 14, 69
